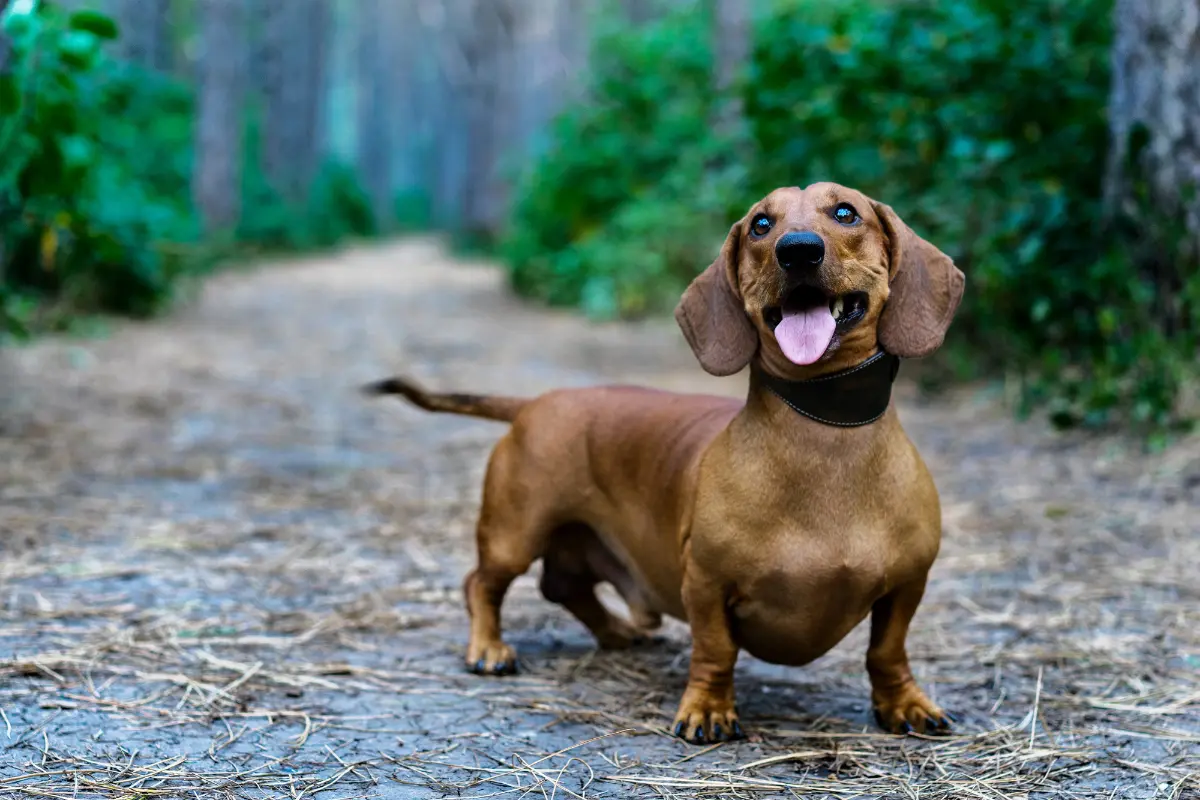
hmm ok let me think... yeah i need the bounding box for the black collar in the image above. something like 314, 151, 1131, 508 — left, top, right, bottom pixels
751, 350, 900, 427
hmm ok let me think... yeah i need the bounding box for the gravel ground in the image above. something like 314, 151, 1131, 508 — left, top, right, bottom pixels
0, 239, 1196, 799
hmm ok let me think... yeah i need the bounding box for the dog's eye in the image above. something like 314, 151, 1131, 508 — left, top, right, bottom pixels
751, 214, 772, 236
833, 203, 860, 225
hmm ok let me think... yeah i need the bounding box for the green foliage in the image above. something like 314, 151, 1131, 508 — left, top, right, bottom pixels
502, 3, 724, 318
235, 160, 377, 253
393, 189, 433, 233
0, 0, 381, 342
505, 0, 1198, 429
0, 1, 197, 339
237, 110, 376, 253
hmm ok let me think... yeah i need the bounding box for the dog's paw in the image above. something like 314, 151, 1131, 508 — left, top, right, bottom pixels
465, 640, 517, 676
872, 684, 953, 735
671, 689, 744, 745
595, 617, 666, 651
629, 607, 663, 633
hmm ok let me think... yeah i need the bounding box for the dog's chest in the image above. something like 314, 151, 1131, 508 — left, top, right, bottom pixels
689, 423, 940, 666
721, 516, 926, 667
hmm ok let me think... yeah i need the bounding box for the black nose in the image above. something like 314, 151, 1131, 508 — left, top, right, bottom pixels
775, 231, 825, 271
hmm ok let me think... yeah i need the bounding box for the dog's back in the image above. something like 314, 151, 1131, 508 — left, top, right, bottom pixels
371, 378, 740, 619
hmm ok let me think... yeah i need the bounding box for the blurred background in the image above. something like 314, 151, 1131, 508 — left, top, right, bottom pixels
0, 0, 1196, 435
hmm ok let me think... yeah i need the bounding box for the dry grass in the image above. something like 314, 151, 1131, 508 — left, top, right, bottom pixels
0, 597, 1195, 799
0, 240, 1196, 798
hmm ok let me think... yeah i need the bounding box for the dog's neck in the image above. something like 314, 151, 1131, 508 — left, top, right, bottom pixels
747, 351, 900, 428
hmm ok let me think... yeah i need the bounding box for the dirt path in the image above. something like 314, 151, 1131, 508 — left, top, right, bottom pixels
0, 240, 1196, 799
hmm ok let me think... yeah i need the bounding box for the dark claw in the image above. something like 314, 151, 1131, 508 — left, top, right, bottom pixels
674, 721, 686, 738
731, 720, 744, 739
492, 660, 509, 675
473, 659, 485, 674
900, 721, 914, 735
631, 635, 646, 646
712, 724, 723, 741
873, 708, 886, 728
692, 726, 705, 743
935, 714, 953, 730
943, 712, 957, 724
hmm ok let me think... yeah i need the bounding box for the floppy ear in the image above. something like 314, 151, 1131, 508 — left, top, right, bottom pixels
872, 202, 966, 359
674, 219, 758, 376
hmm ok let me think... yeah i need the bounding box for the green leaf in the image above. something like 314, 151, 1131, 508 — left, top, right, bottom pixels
1, 3, 35, 38
1097, 307, 1117, 336
983, 140, 1015, 163
58, 30, 100, 69
68, 9, 119, 40
0, 75, 19, 116
59, 134, 93, 169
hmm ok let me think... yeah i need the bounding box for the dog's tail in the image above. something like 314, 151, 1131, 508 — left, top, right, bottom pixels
361, 376, 529, 423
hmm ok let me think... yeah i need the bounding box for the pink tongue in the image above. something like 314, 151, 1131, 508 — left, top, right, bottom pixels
775, 306, 835, 365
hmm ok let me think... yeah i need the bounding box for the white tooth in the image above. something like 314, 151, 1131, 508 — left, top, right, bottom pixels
832, 297, 844, 319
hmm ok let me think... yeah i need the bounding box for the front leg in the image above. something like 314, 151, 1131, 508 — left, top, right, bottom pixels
673, 565, 744, 744
867, 577, 953, 734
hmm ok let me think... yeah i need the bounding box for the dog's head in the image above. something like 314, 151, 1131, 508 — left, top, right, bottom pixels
676, 183, 965, 378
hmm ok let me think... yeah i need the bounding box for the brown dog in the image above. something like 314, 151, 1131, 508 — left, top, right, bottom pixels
366, 182, 965, 743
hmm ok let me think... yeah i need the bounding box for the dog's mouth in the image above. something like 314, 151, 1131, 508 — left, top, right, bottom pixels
763, 287, 869, 365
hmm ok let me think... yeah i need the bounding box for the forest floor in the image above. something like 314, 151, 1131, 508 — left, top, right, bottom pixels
0, 239, 1197, 799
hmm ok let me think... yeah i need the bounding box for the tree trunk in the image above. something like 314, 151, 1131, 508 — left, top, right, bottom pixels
1106, 0, 1200, 259
355, 0, 391, 226
323, 0, 356, 165
484, 0, 519, 234
454, 0, 517, 240
113, 0, 172, 72
425, 0, 525, 235
299, 0, 330, 192
459, 0, 496, 237
554, 0, 589, 106
622, 0, 655, 25
513, 0, 554, 160
387, 0, 421, 202
0, 0, 14, 74
403, 1, 443, 213
0, 0, 10, 289
711, 0, 748, 145
258, 0, 289, 197
259, 0, 328, 203
193, 0, 246, 232
429, 0, 469, 228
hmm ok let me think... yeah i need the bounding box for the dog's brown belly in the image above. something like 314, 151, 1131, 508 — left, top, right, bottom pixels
731, 591, 875, 666
591, 524, 688, 620
726, 548, 895, 667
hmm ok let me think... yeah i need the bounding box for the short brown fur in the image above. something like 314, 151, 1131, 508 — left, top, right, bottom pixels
368, 183, 965, 743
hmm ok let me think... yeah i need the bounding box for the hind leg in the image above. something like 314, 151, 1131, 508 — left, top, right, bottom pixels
629, 605, 664, 633
584, 529, 663, 637
606, 566, 664, 634
463, 565, 523, 675
463, 436, 554, 676
539, 524, 655, 649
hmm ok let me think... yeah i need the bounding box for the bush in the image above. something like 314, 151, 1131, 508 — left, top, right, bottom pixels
0, 1, 381, 341
502, 4, 721, 318
238, 160, 377, 255
1, 2, 199, 337
505, 0, 1198, 430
